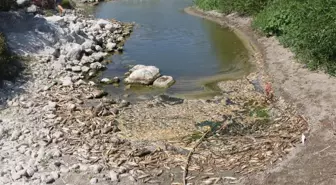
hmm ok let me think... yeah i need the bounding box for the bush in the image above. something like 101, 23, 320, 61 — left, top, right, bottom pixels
253, 0, 336, 74
194, 0, 272, 15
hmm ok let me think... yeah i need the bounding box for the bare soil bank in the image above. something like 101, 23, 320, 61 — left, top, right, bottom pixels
186, 6, 336, 185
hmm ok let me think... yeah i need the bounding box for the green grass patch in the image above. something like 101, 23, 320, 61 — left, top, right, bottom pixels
254, 0, 336, 75
194, 0, 336, 75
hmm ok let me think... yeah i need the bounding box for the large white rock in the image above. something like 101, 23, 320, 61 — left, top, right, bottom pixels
129, 64, 147, 72
153, 76, 175, 88
125, 66, 160, 85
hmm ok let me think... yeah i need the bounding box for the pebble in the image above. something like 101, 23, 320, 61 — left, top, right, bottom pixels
91, 164, 103, 174
45, 176, 55, 184
11, 172, 21, 180
70, 164, 80, 170
10, 130, 22, 141
26, 167, 35, 177
53, 131, 64, 139
15, 165, 23, 171
109, 170, 119, 182
93, 90, 107, 99
119, 100, 130, 108
53, 149, 62, 157
90, 178, 98, 184
50, 171, 60, 179
102, 126, 113, 134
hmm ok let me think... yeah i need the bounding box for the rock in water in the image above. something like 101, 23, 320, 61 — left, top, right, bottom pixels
153, 75, 175, 88
125, 66, 160, 85
100, 78, 112, 84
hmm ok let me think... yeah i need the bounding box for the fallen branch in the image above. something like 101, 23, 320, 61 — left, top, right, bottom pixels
183, 128, 211, 185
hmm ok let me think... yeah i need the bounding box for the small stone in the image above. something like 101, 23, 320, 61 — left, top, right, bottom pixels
45, 176, 55, 184
106, 42, 116, 52
53, 131, 64, 139
70, 164, 80, 170
81, 66, 90, 73
15, 165, 23, 171
53, 149, 62, 157
75, 79, 86, 86
119, 100, 130, 108
90, 178, 98, 184
26, 167, 35, 177
50, 171, 60, 179
102, 126, 113, 134
100, 78, 112, 84
71, 66, 82, 72
111, 108, 119, 115
109, 170, 119, 182
48, 101, 57, 109
91, 165, 103, 174
61, 76, 73, 87
10, 130, 22, 141
80, 164, 89, 172
60, 167, 69, 174
12, 172, 21, 180
113, 77, 120, 83
67, 103, 76, 111
93, 90, 107, 99
95, 45, 102, 51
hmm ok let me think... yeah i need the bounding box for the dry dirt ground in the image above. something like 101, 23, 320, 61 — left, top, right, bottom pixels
186, 7, 336, 185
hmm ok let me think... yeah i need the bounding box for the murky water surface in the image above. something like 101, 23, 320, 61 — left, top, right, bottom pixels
94, 0, 251, 99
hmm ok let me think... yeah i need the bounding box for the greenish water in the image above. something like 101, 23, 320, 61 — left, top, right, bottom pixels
94, 0, 251, 99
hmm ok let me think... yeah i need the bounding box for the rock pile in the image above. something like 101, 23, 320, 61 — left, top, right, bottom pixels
125, 65, 175, 88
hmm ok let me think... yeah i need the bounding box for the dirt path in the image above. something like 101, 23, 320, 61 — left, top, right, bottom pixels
186, 6, 336, 185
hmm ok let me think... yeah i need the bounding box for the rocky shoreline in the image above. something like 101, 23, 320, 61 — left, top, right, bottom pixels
0, 3, 309, 185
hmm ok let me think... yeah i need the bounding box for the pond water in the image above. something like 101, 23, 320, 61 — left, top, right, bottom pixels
94, 0, 251, 100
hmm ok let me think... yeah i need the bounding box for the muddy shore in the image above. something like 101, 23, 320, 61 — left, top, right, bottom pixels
0, 3, 312, 185
186, 6, 336, 185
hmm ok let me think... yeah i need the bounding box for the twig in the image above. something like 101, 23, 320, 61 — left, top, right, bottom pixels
183, 129, 210, 185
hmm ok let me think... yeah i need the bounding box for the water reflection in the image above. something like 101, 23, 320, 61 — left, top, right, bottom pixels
94, 0, 250, 99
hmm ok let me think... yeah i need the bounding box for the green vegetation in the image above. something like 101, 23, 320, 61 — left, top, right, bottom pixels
0, 33, 21, 81
194, 0, 336, 75
0, 0, 14, 11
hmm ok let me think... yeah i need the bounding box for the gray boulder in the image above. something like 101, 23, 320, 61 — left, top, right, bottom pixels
153, 76, 175, 88
82, 40, 95, 50
91, 52, 107, 62
66, 43, 83, 60
90, 62, 104, 70
125, 66, 160, 85
81, 55, 95, 64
